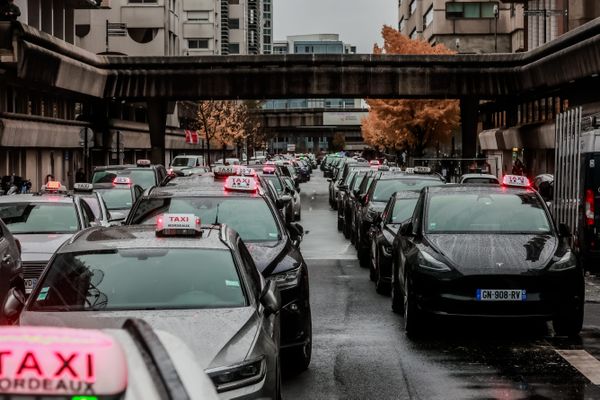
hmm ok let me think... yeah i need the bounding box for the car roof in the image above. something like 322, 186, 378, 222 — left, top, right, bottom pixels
426, 184, 534, 195
0, 193, 75, 204
60, 225, 231, 254
460, 174, 499, 180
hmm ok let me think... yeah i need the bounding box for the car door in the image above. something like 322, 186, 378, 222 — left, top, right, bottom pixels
397, 194, 425, 292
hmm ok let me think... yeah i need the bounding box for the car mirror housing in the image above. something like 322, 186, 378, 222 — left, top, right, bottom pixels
109, 211, 126, 222
260, 280, 281, 317
558, 223, 572, 238
287, 222, 304, 246
400, 221, 415, 237
2, 287, 25, 325
276, 195, 293, 209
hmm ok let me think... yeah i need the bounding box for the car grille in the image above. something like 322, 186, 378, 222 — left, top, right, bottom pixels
21, 262, 47, 281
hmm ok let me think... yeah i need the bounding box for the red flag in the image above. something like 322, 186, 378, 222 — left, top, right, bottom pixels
185, 130, 199, 144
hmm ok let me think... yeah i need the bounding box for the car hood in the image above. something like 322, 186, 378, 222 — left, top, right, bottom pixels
245, 240, 303, 276
21, 307, 259, 370
426, 233, 557, 274
14, 233, 72, 262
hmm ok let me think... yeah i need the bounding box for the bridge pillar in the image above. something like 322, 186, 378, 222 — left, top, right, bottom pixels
147, 100, 167, 165
460, 98, 479, 158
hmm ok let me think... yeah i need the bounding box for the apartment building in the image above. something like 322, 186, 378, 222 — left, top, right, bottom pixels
398, 0, 525, 53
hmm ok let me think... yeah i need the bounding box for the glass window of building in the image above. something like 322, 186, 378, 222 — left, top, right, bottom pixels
446, 2, 499, 19
229, 18, 240, 29
423, 5, 433, 28
229, 43, 240, 54
187, 11, 209, 21
129, 0, 158, 3
399, 16, 405, 32
409, 0, 417, 16
409, 27, 417, 39
481, 3, 497, 18
188, 39, 209, 49
229, 0, 239, 4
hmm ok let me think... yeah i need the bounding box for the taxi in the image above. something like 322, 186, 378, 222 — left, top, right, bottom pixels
126, 174, 313, 372
459, 173, 500, 184
92, 160, 168, 190
18, 217, 281, 399
93, 177, 144, 222
72, 183, 113, 226
392, 176, 584, 337
0, 325, 219, 399
0, 181, 99, 294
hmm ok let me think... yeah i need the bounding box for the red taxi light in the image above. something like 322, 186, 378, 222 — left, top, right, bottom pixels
136, 159, 151, 167
0, 326, 127, 397
585, 189, 595, 226
113, 177, 132, 185
46, 181, 61, 190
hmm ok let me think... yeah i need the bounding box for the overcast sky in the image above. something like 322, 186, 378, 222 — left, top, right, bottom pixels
273, 0, 398, 53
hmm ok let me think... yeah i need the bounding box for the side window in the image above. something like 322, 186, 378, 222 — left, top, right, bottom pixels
383, 199, 395, 224
134, 186, 143, 199
79, 201, 95, 227
237, 239, 262, 300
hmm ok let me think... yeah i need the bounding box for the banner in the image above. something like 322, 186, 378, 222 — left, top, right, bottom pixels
185, 130, 199, 144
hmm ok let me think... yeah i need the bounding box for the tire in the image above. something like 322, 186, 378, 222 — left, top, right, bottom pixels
369, 246, 377, 282
343, 214, 352, 239
404, 278, 426, 337
337, 216, 344, 231
275, 356, 282, 400
285, 314, 312, 373
375, 259, 391, 296
295, 210, 301, 221
553, 300, 584, 337
391, 278, 404, 314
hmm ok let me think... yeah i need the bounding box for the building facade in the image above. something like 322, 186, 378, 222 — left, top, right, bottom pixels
398, 0, 525, 53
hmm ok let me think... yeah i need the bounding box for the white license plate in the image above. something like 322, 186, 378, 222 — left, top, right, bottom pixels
476, 289, 526, 301
24, 278, 37, 294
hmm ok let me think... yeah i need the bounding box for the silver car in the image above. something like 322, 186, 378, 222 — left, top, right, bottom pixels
0, 185, 98, 294
20, 223, 282, 399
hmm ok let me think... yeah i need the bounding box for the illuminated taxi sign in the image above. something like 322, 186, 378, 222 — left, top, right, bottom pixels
42, 181, 67, 193
502, 175, 530, 188
404, 167, 415, 174
213, 165, 238, 178
112, 176, 132, 185
73, 183, 93, 192
156, 213, 201, 237
136, 159, 151, 167
413, 166, 431, 174
262, 165, 276, 174
238, 167, 256, 177
224, 176, 257, 192
0, 326, 127, 397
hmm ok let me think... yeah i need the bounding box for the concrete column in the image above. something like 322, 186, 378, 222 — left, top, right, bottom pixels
460, 98, 479, 159
506, 101, 519, 127
147, 99, 167, 165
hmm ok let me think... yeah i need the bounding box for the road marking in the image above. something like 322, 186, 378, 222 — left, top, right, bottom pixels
556, 349, 600, 384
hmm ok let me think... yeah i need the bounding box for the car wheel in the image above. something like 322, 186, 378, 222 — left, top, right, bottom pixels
376, 258, 391, 296
404, 278, 425, 337
337, 215, 344, 231
553, 299, 584, 337
369, 244, 377, 282
343, 216, 352, 239
275, 356, 282, 400
358, 243, 369, 268
286, 313, 312, 373
391, 277, 404, 314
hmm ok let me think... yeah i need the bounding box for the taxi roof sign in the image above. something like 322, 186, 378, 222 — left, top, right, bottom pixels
42, 181, 67, 193
0, 326, 127, 396
73, 183, 93, 192
238, 167, 257, 177
136, 159, 151, 167
113, 176, 132, 185
156, 213, 202, 237
213, 165, 238, 178
413, 166, 431, 174
502, 175, 531, 188
224, 176, 258, 192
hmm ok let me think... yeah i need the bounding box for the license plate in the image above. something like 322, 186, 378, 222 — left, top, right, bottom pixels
476, 289, 526, 301
25, 278, 37, 294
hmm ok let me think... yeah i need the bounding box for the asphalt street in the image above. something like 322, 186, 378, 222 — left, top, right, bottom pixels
283, 175, 600, 400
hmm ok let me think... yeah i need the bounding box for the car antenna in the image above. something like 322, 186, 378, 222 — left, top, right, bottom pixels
214, 203, 220, 225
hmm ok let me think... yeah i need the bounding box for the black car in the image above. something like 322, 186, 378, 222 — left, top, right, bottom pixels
369, 191, 420, 295
328, 159, 364, 210
125, 175, 312, 370
348, 171, 376, 242
336, 167, 371, 231
354, 174, 445, 268
391, 182, 584, 337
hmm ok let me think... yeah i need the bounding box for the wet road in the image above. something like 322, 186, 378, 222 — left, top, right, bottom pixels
283, 175, 600, 400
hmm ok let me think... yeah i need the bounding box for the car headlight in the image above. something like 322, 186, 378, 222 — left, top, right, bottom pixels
270, 267, 302, 289
417, 251, 451, 272
548, 251, 577, 271
206, 357, 266, 393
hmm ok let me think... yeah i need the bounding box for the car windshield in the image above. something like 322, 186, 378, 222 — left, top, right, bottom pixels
172, 157, 196, 167
372, 179, 444, 202
92, 170, 120, 184
129, 197, 281, 241
0, 203, 79, 234
95, 189, 133, 210
426, 192, 552, 233
464, 178, 499, 184
28, 248, 246, 311
118, 169, 155, 189
390, 198, 419, 224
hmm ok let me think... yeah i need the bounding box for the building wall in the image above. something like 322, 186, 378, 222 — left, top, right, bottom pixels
14, 0, 78, 45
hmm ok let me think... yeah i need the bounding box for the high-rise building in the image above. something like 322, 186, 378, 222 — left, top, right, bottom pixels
262, 0, 272, 54
398, 0, 525, 53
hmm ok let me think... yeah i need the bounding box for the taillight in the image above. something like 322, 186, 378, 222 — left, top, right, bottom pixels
585, 189, 595, 226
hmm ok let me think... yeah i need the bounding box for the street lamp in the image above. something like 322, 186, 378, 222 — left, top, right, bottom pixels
493, 4, 499, 53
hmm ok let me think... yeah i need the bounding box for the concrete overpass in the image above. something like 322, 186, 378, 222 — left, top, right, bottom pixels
2, 18, 600, 161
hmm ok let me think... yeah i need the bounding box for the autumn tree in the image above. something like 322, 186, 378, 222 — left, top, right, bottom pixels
331, 132, 346, 152
362, 26, 460, 157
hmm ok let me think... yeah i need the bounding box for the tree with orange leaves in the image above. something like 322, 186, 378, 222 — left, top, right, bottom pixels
362, 26, 460, 156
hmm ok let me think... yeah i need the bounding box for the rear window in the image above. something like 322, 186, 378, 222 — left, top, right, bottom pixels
96, 189, 133, 210
372, 179, 444, 202
29, 248, 246, 311
118, 169, 156, 189
92, 170, 119, 184
172, 157, 196, 167
0, 203, 79, 234
463, 177, 499, 184
129, 197, 281, 241
426, 192, 552, 233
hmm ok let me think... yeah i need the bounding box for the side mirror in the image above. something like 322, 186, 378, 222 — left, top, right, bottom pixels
3, 287, 25, 325
276, 195, 293, 209
109, 211, 126, 223
260, 280, 280, 317
359, 194, 368, 206
400, 221, 414, 237
288, 222, 304, 246
374, 214, 383, 226
558, 223, 572, 238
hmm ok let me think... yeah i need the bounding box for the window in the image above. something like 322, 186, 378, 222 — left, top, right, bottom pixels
229, 43, 240, 54
446, 2, 499, 19
423, 5, 433, 28
95, 188, 134, 211
0, 203, 80, 234
188, 39, 209, 49
128, 0, 157, 3
229, 18, 240, 29
229, 0, 239, 4
187, 11, 209, 22
399, 16, 405, 32
409, 27, 417, 39
409, 0, 416, 16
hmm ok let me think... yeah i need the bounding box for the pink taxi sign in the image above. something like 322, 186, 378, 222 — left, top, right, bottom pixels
156, 213, 201, 236
502, 175, 530, 188
0, 326, 127, 397
225, 176, 257, 192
